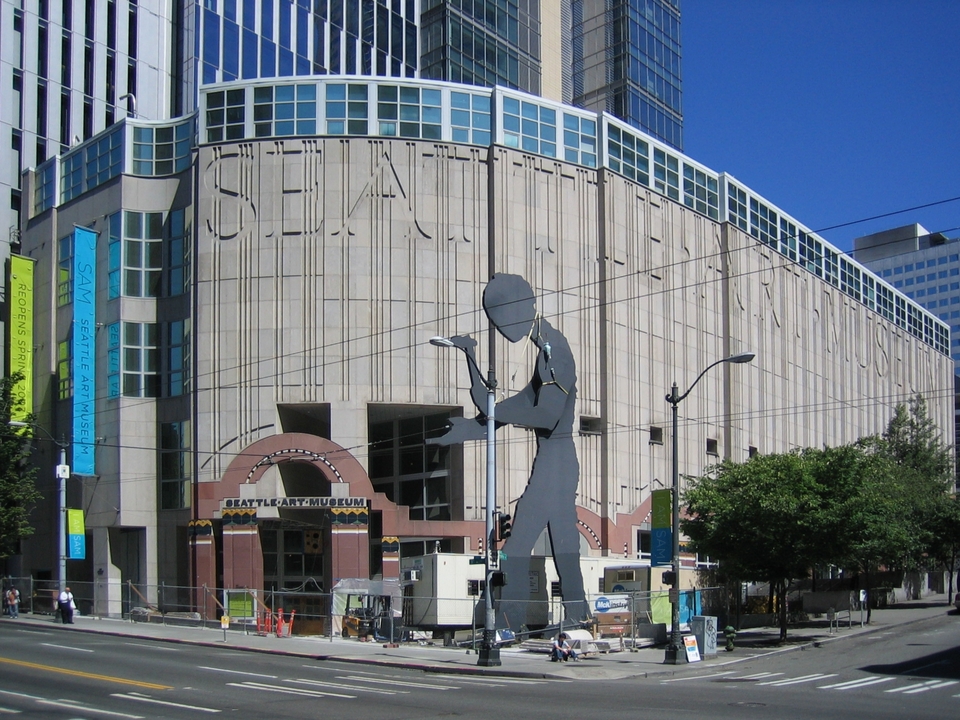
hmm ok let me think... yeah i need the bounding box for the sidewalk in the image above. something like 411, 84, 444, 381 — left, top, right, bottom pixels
5, 594, 957, 681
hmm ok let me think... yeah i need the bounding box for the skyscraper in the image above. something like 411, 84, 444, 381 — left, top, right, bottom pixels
569, 0, 682, 149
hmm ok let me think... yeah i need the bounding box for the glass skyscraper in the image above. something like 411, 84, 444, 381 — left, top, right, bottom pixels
570, 0, 683, 150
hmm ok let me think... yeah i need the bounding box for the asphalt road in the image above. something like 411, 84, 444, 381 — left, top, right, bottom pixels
1, 613, 959, 719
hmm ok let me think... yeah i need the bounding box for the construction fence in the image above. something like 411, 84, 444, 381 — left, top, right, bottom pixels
2, 575, 731, 645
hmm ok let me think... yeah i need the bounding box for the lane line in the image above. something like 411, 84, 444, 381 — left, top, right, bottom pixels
111, 693, 221, 713
0, 708, 21, 714
228, 681, 355, 699
287, 678, 401, 695
35, 698, 144, 718
197, 666, 277, 679
0, 657, 171, 690
123, 643, 179, 652
335, 674, 456, 690
734, 673, 782, 680
41, 642, 94, 653
0, 688, 138, 717
818, 677, 894, 690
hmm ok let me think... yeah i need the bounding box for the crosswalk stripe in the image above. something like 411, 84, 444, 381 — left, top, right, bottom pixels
738, 673, 782, 680
228, 681, 355, 699
758, 673, 835, 686
818, 677, 894, 690
885, 680, 940, 693
902, 680, 958, 694
335, 675, 456, 690
287, 679, 402, 696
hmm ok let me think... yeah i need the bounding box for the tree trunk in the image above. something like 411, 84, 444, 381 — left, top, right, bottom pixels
778, 579, 788, 642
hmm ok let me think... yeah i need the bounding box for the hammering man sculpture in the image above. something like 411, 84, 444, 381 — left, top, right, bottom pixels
433, 274, 590, 632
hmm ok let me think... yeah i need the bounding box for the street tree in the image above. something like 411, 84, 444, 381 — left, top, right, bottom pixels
819, 438, 919, 623
925, 494, 960, 603
682, 450, 829, 641
0, 373, 41, 559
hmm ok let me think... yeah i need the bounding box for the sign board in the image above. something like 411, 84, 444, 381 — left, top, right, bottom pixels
221, 615, 230, 629
221, 496, 368, 510
67, 509, 86, 559
651, 489, 672, 566
593, 594, 632, 614
683, 635, 701, 663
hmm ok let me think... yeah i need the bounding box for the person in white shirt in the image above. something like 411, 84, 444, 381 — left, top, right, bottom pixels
5, 587, 19, 619
57, 587, 75, 624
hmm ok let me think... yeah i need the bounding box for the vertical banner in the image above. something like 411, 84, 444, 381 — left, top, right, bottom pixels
651, 488, 673, 566
67, 509, 86, 559
8, 255, 35, 420
72, 226, 97, 476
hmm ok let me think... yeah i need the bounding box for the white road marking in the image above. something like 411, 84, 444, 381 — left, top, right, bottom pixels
36, 698, 144, 718
735, 673, 783, 680
1, 689, 141, 717
0, 708, 21, 714
198, 666, 277, 679
758, 673, 836, 686
287, 678, 401, 695
41, 642, 94, 653
886, 680, 958, 695
818, 677, 894, 690
900, 680, 958, 694
228, 681, 355, 699
123, 642, 179, 651
660, 671, 735, 683
111, 692, 221, 713
335, 674, 456, 690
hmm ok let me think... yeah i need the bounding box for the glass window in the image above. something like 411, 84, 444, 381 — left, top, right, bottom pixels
606, 124, 649, 185
57, 234, 73, 306
111, 321, 160, 398
501, 96, 557, 158
682, 163, 719, 220
652, 148, 679, 201
159, 420, 191, 509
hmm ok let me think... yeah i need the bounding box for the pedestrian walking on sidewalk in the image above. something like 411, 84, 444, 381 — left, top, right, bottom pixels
58, 587, 75, 624
5, 587, 19, 619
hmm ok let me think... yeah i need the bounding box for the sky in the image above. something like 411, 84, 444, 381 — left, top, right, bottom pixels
681, 0, 960, 254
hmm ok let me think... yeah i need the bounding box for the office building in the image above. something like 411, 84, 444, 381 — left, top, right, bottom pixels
854, 224, 960, 484
14, 75, 951, 615
2, 1, 685, 377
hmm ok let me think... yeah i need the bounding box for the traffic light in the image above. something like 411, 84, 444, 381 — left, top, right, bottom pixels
491, 571, 507, 587
661, 570, 677, 586
496, 513, 512, 542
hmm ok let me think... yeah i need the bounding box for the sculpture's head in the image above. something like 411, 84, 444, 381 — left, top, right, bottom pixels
483, 274, 537, 343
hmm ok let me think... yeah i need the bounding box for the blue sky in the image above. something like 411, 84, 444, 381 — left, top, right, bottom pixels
682, 0, 960, 253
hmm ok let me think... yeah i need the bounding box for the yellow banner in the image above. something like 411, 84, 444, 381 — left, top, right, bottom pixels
9, 255, 35, 420
67, 509, 85, 536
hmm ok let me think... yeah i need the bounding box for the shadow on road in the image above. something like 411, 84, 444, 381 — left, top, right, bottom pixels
862, 647, 960, 680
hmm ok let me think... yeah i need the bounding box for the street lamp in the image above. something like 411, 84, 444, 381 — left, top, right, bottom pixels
663, 352, 754, 664
9, 420, 70, 591
430, 335, 501, 667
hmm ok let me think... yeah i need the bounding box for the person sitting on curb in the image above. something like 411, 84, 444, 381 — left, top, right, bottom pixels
551, 632, 577, 662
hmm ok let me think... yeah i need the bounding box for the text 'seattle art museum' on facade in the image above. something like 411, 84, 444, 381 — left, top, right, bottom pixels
14, 76, 953, 622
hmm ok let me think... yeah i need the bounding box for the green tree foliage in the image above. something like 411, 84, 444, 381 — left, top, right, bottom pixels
682, 451, 829, 641
0, 373, 41, 559
925, 495, 960, 602
682, 393, 955, 636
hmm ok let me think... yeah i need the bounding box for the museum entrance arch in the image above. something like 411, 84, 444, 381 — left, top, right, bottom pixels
189, 432, 481, 618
